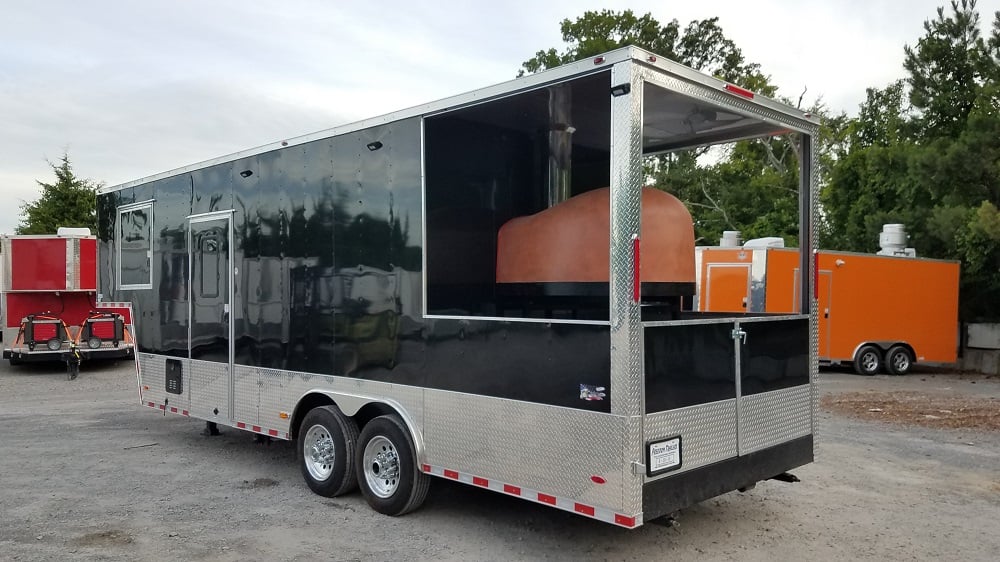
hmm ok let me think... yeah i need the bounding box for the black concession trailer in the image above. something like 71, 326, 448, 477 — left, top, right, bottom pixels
97, 46, 819, 527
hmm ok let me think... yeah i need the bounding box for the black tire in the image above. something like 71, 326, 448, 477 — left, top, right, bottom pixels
297, 405, 359, 497
355, 414, 430, 516
885, 345, 914, 376
853, 344, 883, 376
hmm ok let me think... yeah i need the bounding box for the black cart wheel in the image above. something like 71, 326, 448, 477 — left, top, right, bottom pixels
853, 345, 883, 376
355, 415, 430, 516
885, 345, 914, 376
297, 405, 359, 497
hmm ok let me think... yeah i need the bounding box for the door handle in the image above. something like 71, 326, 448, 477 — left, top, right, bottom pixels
731, 328, 747, 344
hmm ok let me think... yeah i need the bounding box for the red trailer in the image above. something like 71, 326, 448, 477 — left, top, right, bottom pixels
1, 229, 134, 368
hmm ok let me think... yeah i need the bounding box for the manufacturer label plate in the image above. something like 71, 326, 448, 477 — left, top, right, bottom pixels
647, 436, 681, 476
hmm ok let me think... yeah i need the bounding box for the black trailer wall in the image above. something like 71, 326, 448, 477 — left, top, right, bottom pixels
98, 104, 612, 412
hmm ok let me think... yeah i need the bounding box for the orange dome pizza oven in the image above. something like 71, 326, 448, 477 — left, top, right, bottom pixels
496, 187, 695, 290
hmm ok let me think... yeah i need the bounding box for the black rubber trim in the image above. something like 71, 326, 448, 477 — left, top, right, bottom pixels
642, 435, 813, 521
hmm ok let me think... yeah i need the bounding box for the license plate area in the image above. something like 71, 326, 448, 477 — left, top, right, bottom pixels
646, 435, 682, 476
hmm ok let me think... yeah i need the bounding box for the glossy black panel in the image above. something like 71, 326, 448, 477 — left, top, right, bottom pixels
254, 148, 286, 368
191, 162, 233, 216
153, 174, 192, 358
232, 155, 260, 366
346, 319, 612, 413
740, 318, 810, 394
644, 322, 737, 413
101, 115, 614, 411
190, 217, 230, 362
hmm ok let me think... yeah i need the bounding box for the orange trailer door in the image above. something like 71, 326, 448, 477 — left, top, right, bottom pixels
705, 264, 751, 312
817, 270, 831, 360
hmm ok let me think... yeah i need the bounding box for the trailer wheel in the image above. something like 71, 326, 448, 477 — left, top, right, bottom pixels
853, 345, 882, 376
886, 345, 913, 376
297, 405, 359, 497
356, 415, 430, 516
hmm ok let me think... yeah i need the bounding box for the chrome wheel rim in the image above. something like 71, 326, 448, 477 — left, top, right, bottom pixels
363, 436, 400, 498
304, 424, 336, 481
861, 352, 879, 372
892, 352, 909, 372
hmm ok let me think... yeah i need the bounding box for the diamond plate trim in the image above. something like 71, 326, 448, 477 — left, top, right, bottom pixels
1, 237, 11, 292
610, 59, 646, 517
740, 385, 812, 455
423, 389, 629, 512
137, 353, 190, 412
232, 364, 258, 424
643, 400, 738, 479
137, 353, 164, 397
189, 358, 230, 421
67, 238, 79, 290
258, 366, 293, 433
423, 463, 640, 528
804, 135, 821, 460
638, 69, 820, 137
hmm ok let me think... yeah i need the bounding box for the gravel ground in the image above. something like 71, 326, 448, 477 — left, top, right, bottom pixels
0, 360, 998, 561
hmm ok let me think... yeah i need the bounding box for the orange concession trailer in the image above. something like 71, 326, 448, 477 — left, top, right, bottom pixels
695, 246, 959, 375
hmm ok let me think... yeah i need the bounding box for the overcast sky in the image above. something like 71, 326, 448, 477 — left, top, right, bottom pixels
2, 0, 997, 234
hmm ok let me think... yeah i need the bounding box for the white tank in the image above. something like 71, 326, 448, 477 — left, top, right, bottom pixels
719, 230, 742, 247
57, 227, 92, 237
743, 237, 785, 248
877, 224, 916, 257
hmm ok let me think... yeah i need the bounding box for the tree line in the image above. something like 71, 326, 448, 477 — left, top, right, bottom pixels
522, 1, 999, 321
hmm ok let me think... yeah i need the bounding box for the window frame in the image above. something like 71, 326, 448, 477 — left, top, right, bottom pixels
117, 200, 154, 290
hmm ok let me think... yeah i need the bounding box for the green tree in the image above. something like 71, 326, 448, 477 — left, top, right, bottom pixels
520, 9, 772, 92
522, 9, 828, 246
904, 0, 988, 139
18, 153, 100, 235
824, 0, 1000, 320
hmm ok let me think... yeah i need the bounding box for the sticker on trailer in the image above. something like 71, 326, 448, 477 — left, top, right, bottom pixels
646, 436, 682, 476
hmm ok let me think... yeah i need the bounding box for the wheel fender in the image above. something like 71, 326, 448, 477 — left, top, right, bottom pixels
293, 390, 426, 463
850, 341, 890, 360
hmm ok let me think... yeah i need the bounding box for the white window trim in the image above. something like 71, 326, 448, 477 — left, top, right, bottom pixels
117, 200, 154, 290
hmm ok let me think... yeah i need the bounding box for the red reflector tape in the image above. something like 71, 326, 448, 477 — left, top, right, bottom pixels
252, 425, 261, 433
538, 493, 557, 505
473, 476, 489, 487
237, 422, 247, 429
421, 464, 431, 473
503, 484, 521, 496
725, 83, 755, 99
444, 469, 459, 480
268, 429, 278, 437
632, 236, 641, 302
813, 250, 819, 300
615, 514, 637, 527
574, 503, 595, 516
